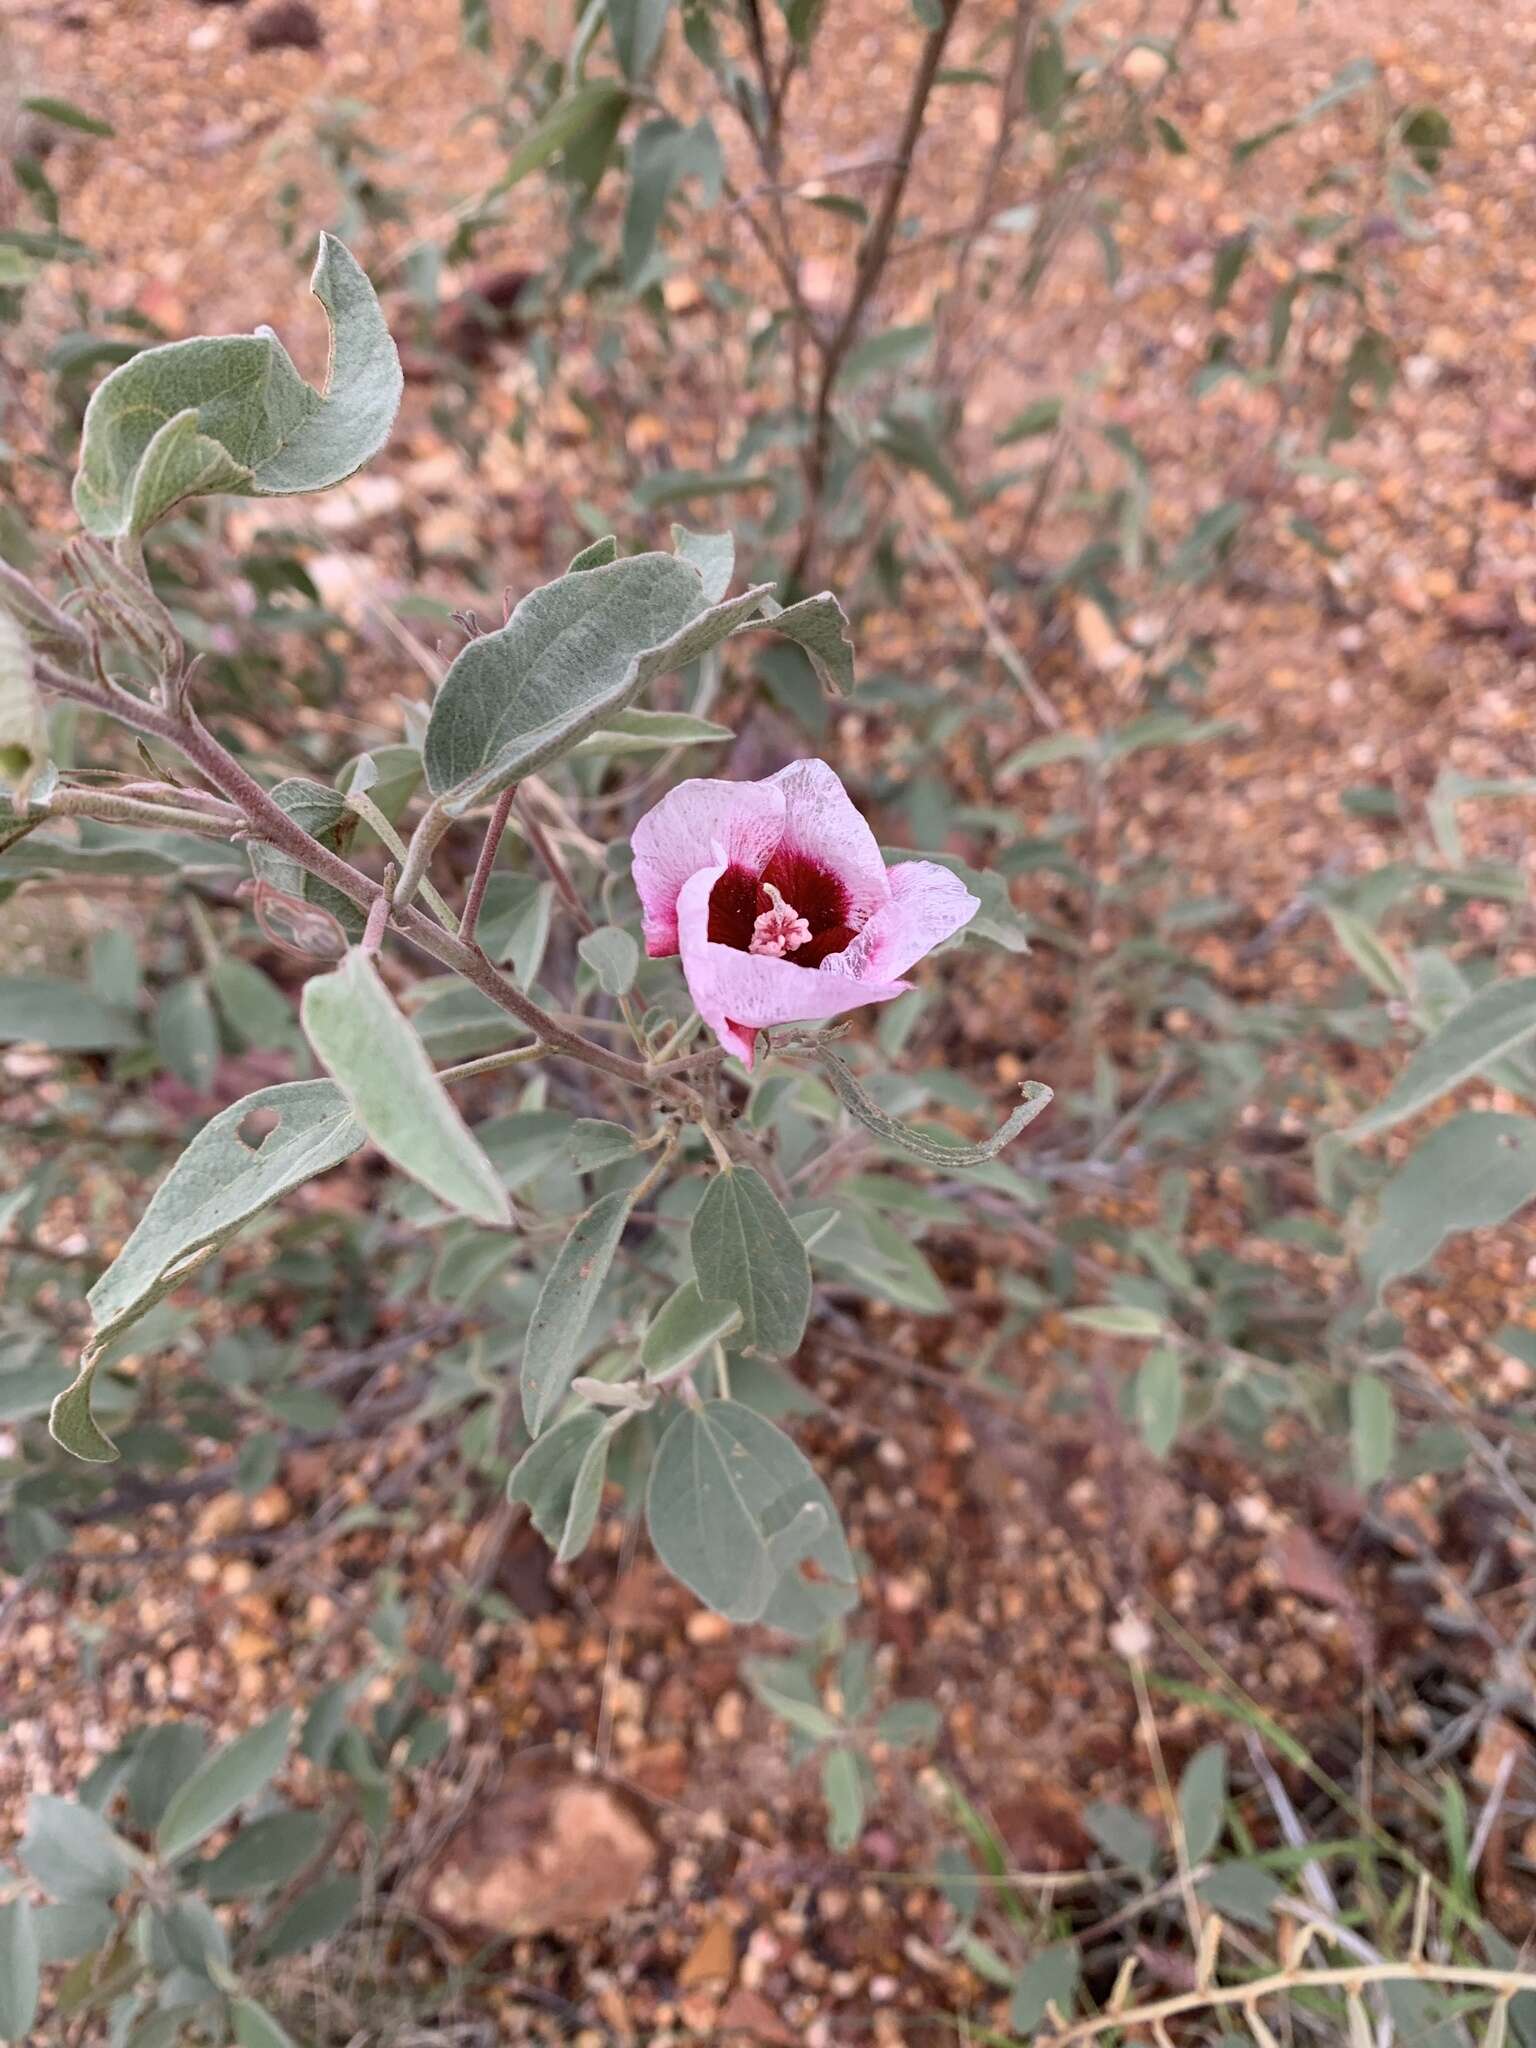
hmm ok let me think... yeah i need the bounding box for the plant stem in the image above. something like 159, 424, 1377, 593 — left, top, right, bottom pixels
790, 0, 963, 585
436, 1044, 547, 1085
460, 783, 517, 947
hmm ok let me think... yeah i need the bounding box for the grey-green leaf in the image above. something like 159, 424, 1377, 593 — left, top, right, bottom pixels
822, 1748, 866, 1850
641, 1280, 744, 1380
0, 605, 47, 803
691, 1167, 811, 1358
302, 948, 511, 1228
1178, 1741, 1227, 1863
1346, 975, 1536, 1142
607, 0, 672, 77
752, 592, 855, 696
0, 976, 140, 1052
231, 2001, 299, 2048
1362, 1113, 1536, 1300
578, 924, 639, 995
568, 707, 734, 759
126, 1723, 208, 1832
1350, 1373, 1396, 1488
19, 1797, 135, 1901
423, 552, 770, 815
200, 1809, 327, 1900
1134, 1347, 1184, 1457
646, 1400, 855, 1632
55, 1079, 364, 1462
671, 525, 734, 602
254, 1874, 360, 1961
156, 1707, 293, 1863
0, 1899, 40, 2041
521, 1187, 635, 1432
73, 235, 401, 538
492, 81, 630, 194
509, 1408, 607, 1543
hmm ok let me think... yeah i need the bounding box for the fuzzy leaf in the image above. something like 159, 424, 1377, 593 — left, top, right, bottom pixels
641, 1280, 743, 1380
0, 1899, 40, 2040
73, 235, 401, 537
1347, 975, 1536, 1141
1362, 1112, 1536, 1299
302, 949, 511, 1228
0, 976, 140, 1052
423, 551, 770, 814
156, 1708, 293, 1863
646, 1399, 855, 1629
0, 605, 47, 802
521, 1187, 635, 1432
753, 591, 855, 696
578, 923, 639, 995
691, 1167, 811, 1358
55, 1080, 364, 1461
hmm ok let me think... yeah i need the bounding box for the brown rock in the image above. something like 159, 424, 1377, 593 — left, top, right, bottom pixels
718, 1987, 798, 2045
679, 1912, 737, 1988
425, 1762, 656, 1937
246, 0, 322, 51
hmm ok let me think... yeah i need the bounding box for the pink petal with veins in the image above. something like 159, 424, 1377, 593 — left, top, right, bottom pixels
675, 864, 910, 1068
762, 758, 891, 929
630, 777, 784, 956
823, 859, 979, 983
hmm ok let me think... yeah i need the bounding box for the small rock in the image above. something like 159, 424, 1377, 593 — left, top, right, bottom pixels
247, 0, 322, 51
425, 1760, 656, 1936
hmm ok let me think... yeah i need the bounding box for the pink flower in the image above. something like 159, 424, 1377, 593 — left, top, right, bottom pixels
631, 760, 979, 1065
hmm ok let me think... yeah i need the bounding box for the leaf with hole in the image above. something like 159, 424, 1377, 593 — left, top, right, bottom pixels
691, 1168, 811, 1359
646, 1399, 855, 1632
52, 1080, 363, 1462
303, 948, 511, 1229
1362, 1113, 1536, 1300
73, 235, 401, 537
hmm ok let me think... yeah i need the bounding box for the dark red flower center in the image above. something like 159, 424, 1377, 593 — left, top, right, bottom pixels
707, 849, 858, 967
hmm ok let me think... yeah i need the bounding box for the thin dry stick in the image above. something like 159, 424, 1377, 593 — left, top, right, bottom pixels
886, 467, 1061, 729
1046, 1963, 1534, 2045
791, 0, 963, 582
1127, 1640, 1204, 1945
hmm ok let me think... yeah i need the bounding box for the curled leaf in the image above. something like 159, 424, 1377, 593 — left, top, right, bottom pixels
73, 234, 402, 538
779, 1033, 1052, 1166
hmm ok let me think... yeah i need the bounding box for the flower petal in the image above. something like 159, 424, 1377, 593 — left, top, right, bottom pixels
822, 859, 979, 983
677, 865, 910, 1067
630, 777, 784, 956
763, 760, 890, 930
